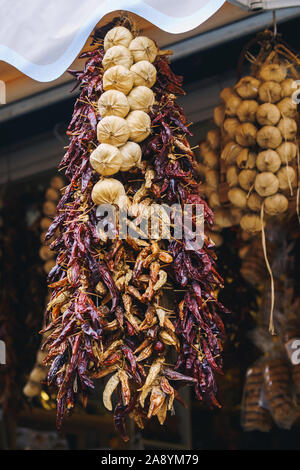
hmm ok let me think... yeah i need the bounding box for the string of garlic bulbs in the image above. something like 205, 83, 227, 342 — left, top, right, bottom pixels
91, 27, 157, 206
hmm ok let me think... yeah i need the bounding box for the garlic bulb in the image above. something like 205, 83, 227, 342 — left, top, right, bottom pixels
205, 169, 218, 190
277, 97, 297, 119
223, 118, 240, 139
220, 88, 234, 102
237, 100, 259, 123
228, 187, 247, 208
50, 175, 64, 190
277, 141, 297, 163
102, 45, 133, 70
259, 64, 286, 83
90, 143, 123, 176
103, 65, 134, 95
126, 110, 151, 142
104, 26, 133, 51
119, 141, 142, 171
129, 36, 157, 63
203, 184, 215, 198
39, 246, 54, 261
45, 187, 59, 202
264, 193, 289, 215
202, 150, 218, 169
214, 208, 233, 228
225, 93, 242, 117
92, 178, 126, 205
277, 117, 297, 140
256, 103, 280, 126
235, 76, 260, 99
230, 207, 243, 224
23, 382, 41, 398
98, 90, 130, 118
276, 166, 296, 190
130, 61, 157, 88
256, 150, 281, 173
29, 366, 46, 382
206, 129, 220, 150
254, 172, 279, 197
208, 192, 220, 208
235, 123, 257, 147
256, 126, 282, 149
40, 217, 52, 231
237, 149, 256, 169
238, 169, 257, 191
127, 86, 155, 112
226, 166, 239, 187
44, 259, 56, 274
258, 81, 281, 103
214, 105, 225, 127
281, 78, 295, 98
221, 141, 243, 164
97, 116, 130, 147
240, 214, 263, 232
199, 141, 210, 156
247, 193, 262, 212
43, 201, 56, 217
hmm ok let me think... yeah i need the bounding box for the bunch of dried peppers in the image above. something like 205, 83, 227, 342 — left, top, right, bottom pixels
42, 19, 228, 440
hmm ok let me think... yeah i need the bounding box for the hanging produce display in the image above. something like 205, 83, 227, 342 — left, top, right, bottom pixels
41, 19, 228, 440
197, 31, 300, 335
211, 34, 300, 234
24, 176, 65, 399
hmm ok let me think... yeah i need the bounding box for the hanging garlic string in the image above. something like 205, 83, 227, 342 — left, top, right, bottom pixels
260, 202, 275, 335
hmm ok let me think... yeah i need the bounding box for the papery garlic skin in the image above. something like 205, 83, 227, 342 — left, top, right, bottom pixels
90, 143, 123, 176
119, 141, 142, 171
254, 172, 279, 197
126, 110, 151, 143
277, 141, 297, 164
264, 193, 289, 215
240, 214, 263, 232
129, 36, 157, 63
214, 105, 225, 127
247, 193, 262, 212
103, 65, 134, 95
277, 117, 297, 140
235, 76, 260, 99
98, 90, 130, 118
258, 81, 281, 103
92, 178, 126, 205
256, 150, 281, 173
102, 45, 133, 70
104, 26, 133, 51
228, 187, 247, 209
259, 64, 286, 83
276, 166, 296, 191
97, 116, 130, 147
236, 100, 259, 123
256, 126, 282, 149
256, 103, 280, 126
127, 86, 155, 112
130, 61, 157, 88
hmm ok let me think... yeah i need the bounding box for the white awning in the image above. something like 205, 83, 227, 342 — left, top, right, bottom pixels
0, 0, 226, 82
